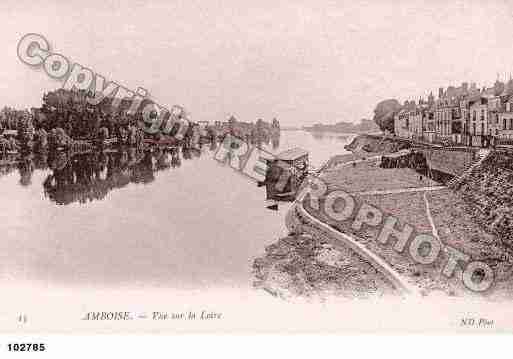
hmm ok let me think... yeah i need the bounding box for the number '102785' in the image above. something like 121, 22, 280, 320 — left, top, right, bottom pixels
7, 343, 46, 352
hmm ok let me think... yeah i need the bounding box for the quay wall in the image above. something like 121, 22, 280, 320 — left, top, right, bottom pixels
347, 134, 476, 177
418, 148, 475, 177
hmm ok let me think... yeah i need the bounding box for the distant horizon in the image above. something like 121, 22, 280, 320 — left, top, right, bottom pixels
3, 1, 513, 126
2, 76, 510, 127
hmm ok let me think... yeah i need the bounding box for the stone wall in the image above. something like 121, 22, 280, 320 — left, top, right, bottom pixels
347, 135, 477, 178
420, 148, 475, 177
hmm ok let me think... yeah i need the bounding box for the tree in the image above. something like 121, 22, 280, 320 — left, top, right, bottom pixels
373, 99, 402, 133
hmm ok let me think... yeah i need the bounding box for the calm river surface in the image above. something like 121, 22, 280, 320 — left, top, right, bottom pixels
0, 130, 354, 291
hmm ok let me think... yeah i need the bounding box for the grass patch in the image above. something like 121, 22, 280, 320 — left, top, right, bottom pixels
321, 161, 436, 193
426, 189, 512, 282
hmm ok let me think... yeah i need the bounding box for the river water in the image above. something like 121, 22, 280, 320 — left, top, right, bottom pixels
0, 130, 353, 292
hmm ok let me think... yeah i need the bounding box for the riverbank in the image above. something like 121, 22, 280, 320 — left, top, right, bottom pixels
320, 133, 411, 171
253, 234, 396, 300
254, 135, 513, 300
344, 133, 410, 154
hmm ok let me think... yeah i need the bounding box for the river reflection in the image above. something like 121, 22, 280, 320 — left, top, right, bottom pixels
0, 152, 49, 187
1, 135, 281, 206
0, 130, 351, 289
3, 145, 217, 206
42, 149, 190, 205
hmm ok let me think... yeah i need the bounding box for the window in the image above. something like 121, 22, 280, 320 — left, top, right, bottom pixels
510, 118, 513, 130
505, 118, 508, 130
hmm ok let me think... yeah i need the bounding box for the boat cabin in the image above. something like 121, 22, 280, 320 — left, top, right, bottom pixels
265, 147, 309, 201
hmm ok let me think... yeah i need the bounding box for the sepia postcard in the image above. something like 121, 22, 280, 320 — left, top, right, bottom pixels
1, 0, 513, 340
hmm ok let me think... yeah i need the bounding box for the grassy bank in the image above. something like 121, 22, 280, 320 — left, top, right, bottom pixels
321, 160, 430, 192
252, 234, 396, 300
254, 137, 513, 300
255, 153, 513, 300
452, 150, 513, 247
300, 153, 513, 299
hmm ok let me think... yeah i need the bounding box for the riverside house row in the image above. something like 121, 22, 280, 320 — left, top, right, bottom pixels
394, 80, 513, 147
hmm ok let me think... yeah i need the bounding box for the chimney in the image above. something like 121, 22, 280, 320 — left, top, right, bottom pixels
462, 82, 469, 93
439, 87, 444, 99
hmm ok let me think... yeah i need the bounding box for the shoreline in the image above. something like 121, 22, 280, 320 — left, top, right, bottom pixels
254, 134, 513, 301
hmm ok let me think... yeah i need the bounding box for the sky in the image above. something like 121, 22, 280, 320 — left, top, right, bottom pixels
1, 0, 513, 126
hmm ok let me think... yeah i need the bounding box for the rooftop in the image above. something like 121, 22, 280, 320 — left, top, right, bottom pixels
276, 147, 308, 161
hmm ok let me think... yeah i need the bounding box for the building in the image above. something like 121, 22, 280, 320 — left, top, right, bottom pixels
393, 78, 513, 147
394, 107, 411, 139
409, 103, 424, 140
468, 97, 488, 136
431, 84, 470, 143
497, 99, 513, 139
486, 95, 502, 137
434, 102, 455, 138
